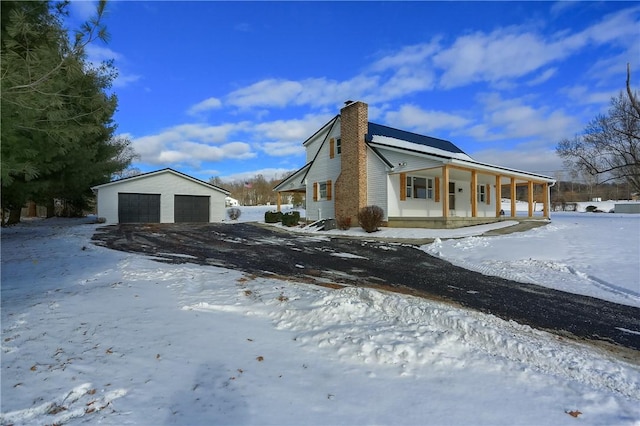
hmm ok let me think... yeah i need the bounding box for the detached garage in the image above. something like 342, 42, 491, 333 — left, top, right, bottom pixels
92, 168, 230, 224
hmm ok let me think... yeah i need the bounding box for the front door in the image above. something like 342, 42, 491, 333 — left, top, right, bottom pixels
449, 182, 456, 211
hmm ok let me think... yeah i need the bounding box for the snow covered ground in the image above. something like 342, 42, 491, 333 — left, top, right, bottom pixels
1, 205, 639, 425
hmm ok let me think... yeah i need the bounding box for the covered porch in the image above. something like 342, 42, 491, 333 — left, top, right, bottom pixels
388, 162, 554, 229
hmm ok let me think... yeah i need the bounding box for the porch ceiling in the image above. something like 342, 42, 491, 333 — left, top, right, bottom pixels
391, 165, 552, 184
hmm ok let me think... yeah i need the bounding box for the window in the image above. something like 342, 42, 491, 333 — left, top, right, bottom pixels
330, 138, 342, 159
477, 184, 486, 203
313, 180, 332, 201
319, 182, 328, 200
406, 176, 433, 199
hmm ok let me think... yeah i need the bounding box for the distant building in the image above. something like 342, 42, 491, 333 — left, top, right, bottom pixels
226, 196, 239, 207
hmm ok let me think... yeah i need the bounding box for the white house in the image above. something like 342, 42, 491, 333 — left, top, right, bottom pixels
274, 101, 556, 228
91, 168, 229, 224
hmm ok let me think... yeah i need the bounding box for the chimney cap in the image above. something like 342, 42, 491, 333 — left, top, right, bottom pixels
344, 100, 355, 106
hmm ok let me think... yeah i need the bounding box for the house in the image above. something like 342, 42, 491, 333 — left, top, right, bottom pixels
91, 168, 229, 224
274, 101, 555, 228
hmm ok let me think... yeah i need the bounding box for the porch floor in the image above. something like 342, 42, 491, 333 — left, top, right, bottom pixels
386, 216, 550, 229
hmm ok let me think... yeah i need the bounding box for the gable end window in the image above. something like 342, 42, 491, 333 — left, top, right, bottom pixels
405, 176, 433, 199
329, 138, 341, 159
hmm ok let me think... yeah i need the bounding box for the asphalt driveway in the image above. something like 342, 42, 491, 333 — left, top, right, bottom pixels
91, 222, 640, 355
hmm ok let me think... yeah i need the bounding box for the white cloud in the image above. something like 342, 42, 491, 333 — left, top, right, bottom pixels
253, 113, 334, 157
84, 45, 141, 88
561, 85, 618, 106
69, 0, 98, 21
549, 1, 579, 18
527, 68, 557, 86
226, 76, 380, 110
468, 93, 579, 143
112, 73, 142, 88
471, 146, 563, 176
254, 114, 333, 142
260, 141, 306, 157
434, 29, 564, 89
433, 7, 639, 89
187, 97, 223, 115
383, 104, 470, 134
131, 123, 255, 166
227, 79, 304, 109
85, 45, 122, 62
576, 6, 640, 46
370, 67, 435, 103
370, 41, 441, 72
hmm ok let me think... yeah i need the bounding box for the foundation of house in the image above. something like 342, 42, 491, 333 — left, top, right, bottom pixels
386, 216, 550, 229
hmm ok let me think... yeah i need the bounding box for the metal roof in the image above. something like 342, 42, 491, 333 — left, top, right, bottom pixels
367, 122, 467, 155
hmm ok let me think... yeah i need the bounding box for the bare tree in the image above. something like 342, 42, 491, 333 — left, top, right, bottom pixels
557, 65, 640, 194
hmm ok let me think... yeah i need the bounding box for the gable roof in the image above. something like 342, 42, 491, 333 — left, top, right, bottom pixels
273, 162, 312, 192
91, 168, 230, 195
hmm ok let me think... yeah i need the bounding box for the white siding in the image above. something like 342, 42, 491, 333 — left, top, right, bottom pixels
367, 149, 388, 220
304, 121, 336, 164
388, 172, 442, 217
95, 171, 227, 224
375, 148, 443, 171
305, 125, 342, 221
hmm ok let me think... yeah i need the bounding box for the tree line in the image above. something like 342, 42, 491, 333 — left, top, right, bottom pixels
209, 173, 303, 207
557, 64, 639, 196
1, 0, 135, 225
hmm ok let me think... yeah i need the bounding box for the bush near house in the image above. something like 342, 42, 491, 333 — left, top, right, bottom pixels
265, 211, 283, 223
337, 216, 351, 230
281, 211, 300, 227
227, 207, 242, 220
358, 205, 384, 233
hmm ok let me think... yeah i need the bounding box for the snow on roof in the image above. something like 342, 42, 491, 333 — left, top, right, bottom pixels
369, 134, 475, 162
367, 122, 471, 158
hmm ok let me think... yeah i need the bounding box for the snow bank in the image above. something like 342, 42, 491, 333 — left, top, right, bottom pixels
1, 216, 639, 425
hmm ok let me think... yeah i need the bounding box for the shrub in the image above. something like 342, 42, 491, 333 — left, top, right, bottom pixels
227, 207, 241, 220
585, 205, 598, 212
264, 211, 283, 223
336, 216, 351, 230
281, 211, 300, 227
358, 205, 384, 233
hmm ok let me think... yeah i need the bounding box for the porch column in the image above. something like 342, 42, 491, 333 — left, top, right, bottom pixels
510, 177, 516, 218
442, 165, 449, 218
495, 175, 502, 217
470, 170, 478, 217
528, 181, 534, 217
543, 182, 549, 218
277, 192, 282, 212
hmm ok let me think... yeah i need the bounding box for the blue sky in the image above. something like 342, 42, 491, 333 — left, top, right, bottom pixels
67, 1, 639, 183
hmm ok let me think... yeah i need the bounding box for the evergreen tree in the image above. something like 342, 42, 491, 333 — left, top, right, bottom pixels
1, 1, 135, 225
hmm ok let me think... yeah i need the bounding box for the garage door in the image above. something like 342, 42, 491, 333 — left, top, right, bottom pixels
174, 195, 210, 223
118, 193, 161, 223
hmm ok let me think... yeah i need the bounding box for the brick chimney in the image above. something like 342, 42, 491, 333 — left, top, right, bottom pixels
334, 101, 368, 224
